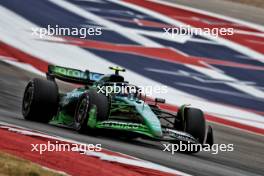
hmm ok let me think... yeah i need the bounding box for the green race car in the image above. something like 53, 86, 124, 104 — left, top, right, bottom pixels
22, 65, 213, 153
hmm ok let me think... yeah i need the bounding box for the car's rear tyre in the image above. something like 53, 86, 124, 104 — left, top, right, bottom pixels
22, 78, 59, 123
74, 90, 109, 133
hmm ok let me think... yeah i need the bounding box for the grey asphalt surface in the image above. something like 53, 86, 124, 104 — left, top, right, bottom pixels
164, 0, 264, 26
0, 61, 263, 176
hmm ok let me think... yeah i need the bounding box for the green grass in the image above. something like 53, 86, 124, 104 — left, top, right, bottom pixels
0, 151, 65, 176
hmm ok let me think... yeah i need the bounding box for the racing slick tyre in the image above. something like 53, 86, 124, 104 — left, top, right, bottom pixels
74, 90, 109, 133
174, 107, 206, 153
184, 108, 206, 144
22, 78, 59, 123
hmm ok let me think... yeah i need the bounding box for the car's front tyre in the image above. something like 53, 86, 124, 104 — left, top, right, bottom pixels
74, 90, 109, 133
184, 108, 206, 144
174, 107, 206, 153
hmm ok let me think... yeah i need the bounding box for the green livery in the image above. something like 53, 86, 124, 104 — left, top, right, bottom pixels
22, 65, 214, 153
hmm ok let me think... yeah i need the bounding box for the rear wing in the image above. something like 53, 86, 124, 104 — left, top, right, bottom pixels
47, 65, 103, 84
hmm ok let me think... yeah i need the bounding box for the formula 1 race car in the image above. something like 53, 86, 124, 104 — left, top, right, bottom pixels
22, 65, 214, 153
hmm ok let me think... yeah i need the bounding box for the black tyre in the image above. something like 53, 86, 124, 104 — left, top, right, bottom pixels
74, 90, 109, 133
205, 125, 214, 147
22, 78, 59, 123
184, 108, 206, 144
